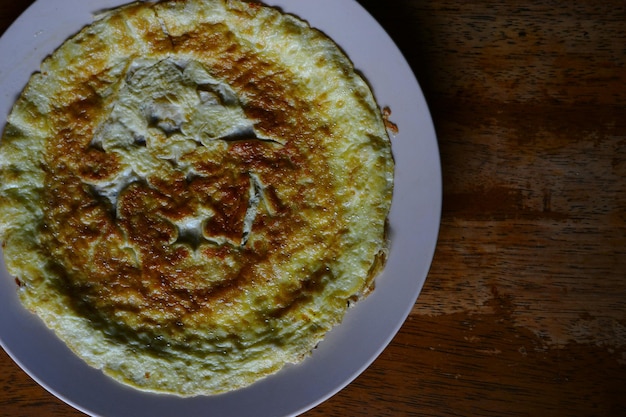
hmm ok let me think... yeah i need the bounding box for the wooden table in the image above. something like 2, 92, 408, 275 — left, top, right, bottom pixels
1, 0, 625, 416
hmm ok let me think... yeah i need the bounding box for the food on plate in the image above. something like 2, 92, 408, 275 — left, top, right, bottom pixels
0, 0, 394, 396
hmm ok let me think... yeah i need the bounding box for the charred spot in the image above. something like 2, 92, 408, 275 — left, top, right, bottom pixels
170, 22, 233, 56
78, 148, 122, 181
203, 175, 249, 241
303, 265, 332, 293
382, 106, 399, 134
117, 184, 178, 246
202, 243, 235, 261
67, 93, 103, 123
228, 139, 267, 163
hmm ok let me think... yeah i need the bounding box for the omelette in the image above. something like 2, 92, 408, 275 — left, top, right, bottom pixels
0, 0, 394, 396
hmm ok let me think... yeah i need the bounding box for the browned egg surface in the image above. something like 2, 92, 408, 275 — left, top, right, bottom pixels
0, 0, 393, 395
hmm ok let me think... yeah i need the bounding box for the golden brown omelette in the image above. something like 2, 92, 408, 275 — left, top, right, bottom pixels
0, 0, 394, 395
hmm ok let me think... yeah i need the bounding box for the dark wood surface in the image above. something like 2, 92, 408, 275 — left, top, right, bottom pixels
2, 0, 625, 416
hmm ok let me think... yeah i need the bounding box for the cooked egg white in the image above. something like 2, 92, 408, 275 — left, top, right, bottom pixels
0, 0, 393, 396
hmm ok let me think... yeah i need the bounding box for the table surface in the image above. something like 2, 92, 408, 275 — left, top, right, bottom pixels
1, 0, 625, 416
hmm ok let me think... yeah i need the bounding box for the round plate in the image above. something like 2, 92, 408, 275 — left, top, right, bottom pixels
0, 1, 441, 416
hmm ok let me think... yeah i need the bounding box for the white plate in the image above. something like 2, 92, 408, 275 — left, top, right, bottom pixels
0, 1, 441, 416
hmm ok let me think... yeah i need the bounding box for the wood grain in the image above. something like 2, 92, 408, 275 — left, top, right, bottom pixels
1, 0, 625, 416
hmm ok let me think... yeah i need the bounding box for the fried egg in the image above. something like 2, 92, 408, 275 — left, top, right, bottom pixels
0, 0, 394, 396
